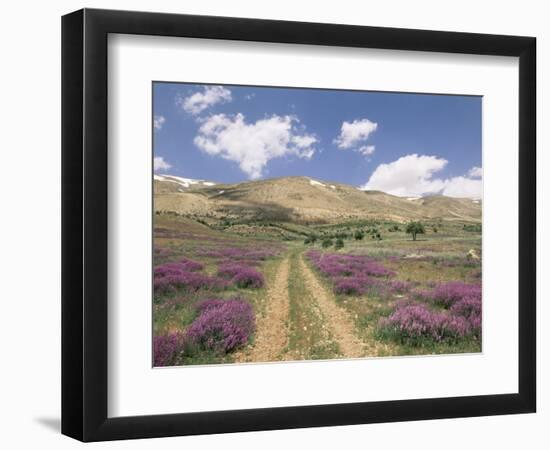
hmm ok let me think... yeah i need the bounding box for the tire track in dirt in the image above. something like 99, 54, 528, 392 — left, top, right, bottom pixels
281, 250, 341, 361
298, 254, 366, 358
235, 257, 290, 363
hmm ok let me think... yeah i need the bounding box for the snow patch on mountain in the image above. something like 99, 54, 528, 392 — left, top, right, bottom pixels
309, 179, 326, 187
155, 174, 216, 189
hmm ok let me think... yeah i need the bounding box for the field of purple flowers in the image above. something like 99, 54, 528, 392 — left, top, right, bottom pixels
305, 249, 481, 354
153, 213, 482, 364
153, 215, 284, 366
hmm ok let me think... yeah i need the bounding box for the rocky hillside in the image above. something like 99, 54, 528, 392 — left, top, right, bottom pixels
154, 175, 481, 223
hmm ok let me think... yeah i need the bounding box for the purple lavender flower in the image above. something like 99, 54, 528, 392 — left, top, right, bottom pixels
232, 267, 264, 289
378, 300, 472, 343
153, 333, 185, 366
305, 250, 395, 296
217, 262, 249, 279
387, 280, 413, 295
416, 281, 481, 308
334, 278, 365, 295
153, 259, 229, 295
185, 299, 255, 353
450, 295, 482, 336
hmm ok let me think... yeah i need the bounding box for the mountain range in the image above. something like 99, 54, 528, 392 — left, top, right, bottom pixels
154, 175, 481, 223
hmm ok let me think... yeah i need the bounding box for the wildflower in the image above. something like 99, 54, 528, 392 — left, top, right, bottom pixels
186, 299, 255, 353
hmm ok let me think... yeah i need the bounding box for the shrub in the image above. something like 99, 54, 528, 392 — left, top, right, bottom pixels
354, 230, 365, 240
463, 224, 482, 232
217, 262, 248, 279
335, 238, 344, 249
305, 250, 395, 296
306, 251, 395, 279
217, 262, 264, 288
417, 281, 481, 308
378, 301, 471, 344
195, 298, 228, 314
334, 278, 365, 295
185, 299, 255, 353
450, 295, 482, 336
333, 276, 380, 295
304, 235, 317, 245
387, 280, 413, 295
233, 267, 264, 288
153, 333, 185, 366
154, 271, 228, 295
154, 259, 204, 277
322, 238, 334, 248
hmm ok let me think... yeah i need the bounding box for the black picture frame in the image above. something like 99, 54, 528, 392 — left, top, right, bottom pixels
62, 8, 536, 442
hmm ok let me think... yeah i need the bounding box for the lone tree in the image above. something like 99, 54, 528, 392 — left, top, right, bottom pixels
406, 221, 425, 241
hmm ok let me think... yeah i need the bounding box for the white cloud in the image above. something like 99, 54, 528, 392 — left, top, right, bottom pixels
244, 93, 255, 101
362, 154, 447, 196
361, 153, 482, 198
153, 115, 165, 130
441, 176, 482, 198
358, 145, 376, 156
154, 156, 172, 172
178, 86, 232, 115
194, 113, 317, 179
468, 166, 483, 178
334, 118, 378, 150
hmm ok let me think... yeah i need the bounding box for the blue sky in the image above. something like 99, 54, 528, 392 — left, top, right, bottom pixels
153, 82, 482, 198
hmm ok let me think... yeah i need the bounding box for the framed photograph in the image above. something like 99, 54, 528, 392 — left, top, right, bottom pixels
62, 8, 536, 441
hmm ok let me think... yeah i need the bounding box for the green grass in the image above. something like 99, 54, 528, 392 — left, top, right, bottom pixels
285, 247, 340, 360
301, 232, 482, 357
154, 213, 482, 363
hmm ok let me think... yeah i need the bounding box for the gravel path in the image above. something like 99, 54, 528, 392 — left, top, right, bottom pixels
298, 254, 366, 358
235, 257, 290, 363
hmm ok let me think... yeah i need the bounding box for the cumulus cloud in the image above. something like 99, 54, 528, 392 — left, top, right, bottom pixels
358, 145, 376, 156
441, 176, 482, 198
334, 118, 378, 150
153, 115, 165, 130
178, 86, 232, 115
362, 154, 447, 196
361, 154, 482, 198
468, 166, 483, 178
154, 156, 172, 172
194, 113, 317, 179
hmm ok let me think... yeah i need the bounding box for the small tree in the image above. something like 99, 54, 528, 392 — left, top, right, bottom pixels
335, 238, 344, 249
406, 221, 425, 241
354, 230, 365, 240
322, 238, 334, 248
